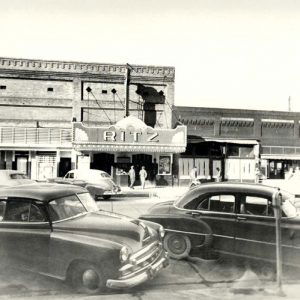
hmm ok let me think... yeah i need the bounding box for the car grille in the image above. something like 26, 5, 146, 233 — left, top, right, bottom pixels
119, 241, 163, 279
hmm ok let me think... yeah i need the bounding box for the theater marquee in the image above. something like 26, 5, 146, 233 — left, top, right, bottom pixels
72, 117, 187, 153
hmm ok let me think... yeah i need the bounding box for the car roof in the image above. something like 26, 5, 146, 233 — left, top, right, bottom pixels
176, 182, 287, 207
71, 169, 106, 174
0, 183, 87, 202
0, 169, 25, 175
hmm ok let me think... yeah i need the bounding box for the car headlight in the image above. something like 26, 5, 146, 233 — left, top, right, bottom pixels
158, 226, 165, 239
120, 246, 130, 262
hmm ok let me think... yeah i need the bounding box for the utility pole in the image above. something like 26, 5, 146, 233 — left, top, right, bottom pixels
124, 64, 131, 117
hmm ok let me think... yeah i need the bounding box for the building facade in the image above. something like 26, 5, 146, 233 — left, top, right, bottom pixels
175, 106, 300, 184
0, 57, 185, 186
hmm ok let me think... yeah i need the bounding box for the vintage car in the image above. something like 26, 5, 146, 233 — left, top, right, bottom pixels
50, 169, 121, 200
0, 184, 168, 294
140, 182, 300, 267
0, 169, 36, 187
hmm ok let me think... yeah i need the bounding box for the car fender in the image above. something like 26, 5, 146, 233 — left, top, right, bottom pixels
49, 231, 123, 280
140, 214, 213, 248
85, 184, 105, 197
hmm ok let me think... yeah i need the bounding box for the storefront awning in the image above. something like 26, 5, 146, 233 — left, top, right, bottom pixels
188, 137, 259, 145
261, 154, 300, 160
72, 117, 187, 153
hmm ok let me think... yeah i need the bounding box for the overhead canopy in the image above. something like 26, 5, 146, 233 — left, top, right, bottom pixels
72, 118, 187, 153
188, 137, 259, 145
261, 154, 300, 160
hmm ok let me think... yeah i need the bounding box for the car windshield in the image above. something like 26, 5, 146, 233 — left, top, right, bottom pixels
48, 193, 98, 221
101, 172, 111, 178
10, 173, 28, 179
282, 198, 298, 218
77, 192, 99, 212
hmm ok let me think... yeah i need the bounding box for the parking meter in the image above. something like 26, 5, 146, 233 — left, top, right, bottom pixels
272, 189, 285, 296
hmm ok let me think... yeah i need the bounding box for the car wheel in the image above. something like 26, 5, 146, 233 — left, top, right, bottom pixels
163, 233, 191, 260
70, 262, 106, 294
102, 195, 111, 200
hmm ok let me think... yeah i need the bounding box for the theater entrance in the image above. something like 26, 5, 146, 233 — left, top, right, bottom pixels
91, 153, 114, 175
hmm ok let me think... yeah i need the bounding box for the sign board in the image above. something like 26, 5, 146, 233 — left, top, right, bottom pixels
72, 119, 187, 153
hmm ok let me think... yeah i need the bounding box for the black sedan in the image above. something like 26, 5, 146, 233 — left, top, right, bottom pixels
0, 184, 168, 294
140, 182, 300, 266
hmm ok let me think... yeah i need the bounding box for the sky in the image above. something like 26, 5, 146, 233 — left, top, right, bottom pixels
1, 0, 300, 112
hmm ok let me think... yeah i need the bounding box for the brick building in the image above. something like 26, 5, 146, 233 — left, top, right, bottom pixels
0, 57, 185, 186
175, 106, 300, 184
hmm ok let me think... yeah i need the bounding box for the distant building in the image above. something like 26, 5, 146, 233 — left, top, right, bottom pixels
0, 57, 185, 186
174, 106, 300, 184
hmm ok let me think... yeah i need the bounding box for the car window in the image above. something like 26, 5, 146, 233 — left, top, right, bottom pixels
0, 201, 6, 221
29, 203, 46, 222
4, 200, 31, 222
49, 195, 86, 221
197, 194, 235, 213
241, 196, 273, 216
10, 173, 28, 179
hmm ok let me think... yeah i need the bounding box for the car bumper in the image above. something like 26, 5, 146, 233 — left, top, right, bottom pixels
103, 187, 121, 195
106, 250, 169, 289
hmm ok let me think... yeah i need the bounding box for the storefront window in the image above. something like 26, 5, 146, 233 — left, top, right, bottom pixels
227, 145, 239, 157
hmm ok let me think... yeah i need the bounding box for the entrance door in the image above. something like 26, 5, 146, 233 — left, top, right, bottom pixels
92, 153, 114, 174
212, 159, 222, 181
132, 154, 152, 184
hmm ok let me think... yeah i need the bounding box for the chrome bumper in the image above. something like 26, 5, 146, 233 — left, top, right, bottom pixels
103, 187, 121, 195
106, 251, 169, 289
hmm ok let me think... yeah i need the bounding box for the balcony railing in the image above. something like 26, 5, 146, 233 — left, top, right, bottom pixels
0, 127, 72, 145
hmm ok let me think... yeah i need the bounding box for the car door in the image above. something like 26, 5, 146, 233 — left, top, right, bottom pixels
0, 198, 51, 272
190, 192, 237, 255
234, 193, 279, 262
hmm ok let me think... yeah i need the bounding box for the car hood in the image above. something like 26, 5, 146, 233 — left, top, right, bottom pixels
52, 210, 156, 251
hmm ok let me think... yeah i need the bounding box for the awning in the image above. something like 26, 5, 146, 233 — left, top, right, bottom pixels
261, 154, 300, 160
188, 137, 259, 145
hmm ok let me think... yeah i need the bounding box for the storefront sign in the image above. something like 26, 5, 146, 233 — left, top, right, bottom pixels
72, 118, 187, 153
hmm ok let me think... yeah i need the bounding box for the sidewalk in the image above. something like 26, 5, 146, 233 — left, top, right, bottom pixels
117, 185, 188, 199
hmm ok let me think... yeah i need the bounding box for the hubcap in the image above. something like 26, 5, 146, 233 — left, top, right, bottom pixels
82, 269, 99, 290
168, 235, 187, 254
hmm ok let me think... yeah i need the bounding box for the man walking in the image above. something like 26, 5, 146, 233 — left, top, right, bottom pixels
128, 166, 136, 189
139, 166, 147, 189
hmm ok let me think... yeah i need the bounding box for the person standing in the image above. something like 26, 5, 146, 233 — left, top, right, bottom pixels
215, 167, 222, 182
189, 166, 198, 183
128, 166, 136, 189
139, 166, 148, 189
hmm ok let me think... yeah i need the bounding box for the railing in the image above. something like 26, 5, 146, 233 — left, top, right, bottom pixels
0, 127, 72, 145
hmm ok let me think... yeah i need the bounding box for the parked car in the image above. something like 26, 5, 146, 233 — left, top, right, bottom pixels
50, 169, 121, 200
139, 182, 300, 267
0, 183, 168, 293
0, 170, 36, 187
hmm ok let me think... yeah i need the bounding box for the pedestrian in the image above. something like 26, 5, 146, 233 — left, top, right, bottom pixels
139, 166, 147, 189
215, 167, 222, 182
189, 166, 198, 183
128, 166, 136, 189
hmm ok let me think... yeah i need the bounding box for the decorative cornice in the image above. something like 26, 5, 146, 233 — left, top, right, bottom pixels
179, 118, 214, 126
0, 57, 175, 80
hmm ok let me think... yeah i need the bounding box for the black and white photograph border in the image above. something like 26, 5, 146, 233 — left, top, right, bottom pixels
1, 0, 300, 299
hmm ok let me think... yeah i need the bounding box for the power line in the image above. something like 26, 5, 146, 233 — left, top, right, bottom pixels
88, 90, 113, 124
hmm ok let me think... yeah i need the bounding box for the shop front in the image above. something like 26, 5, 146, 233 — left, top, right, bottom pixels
72, 116, 187, 187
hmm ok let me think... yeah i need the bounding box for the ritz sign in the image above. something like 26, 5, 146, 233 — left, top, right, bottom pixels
103, 130, 159, 143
